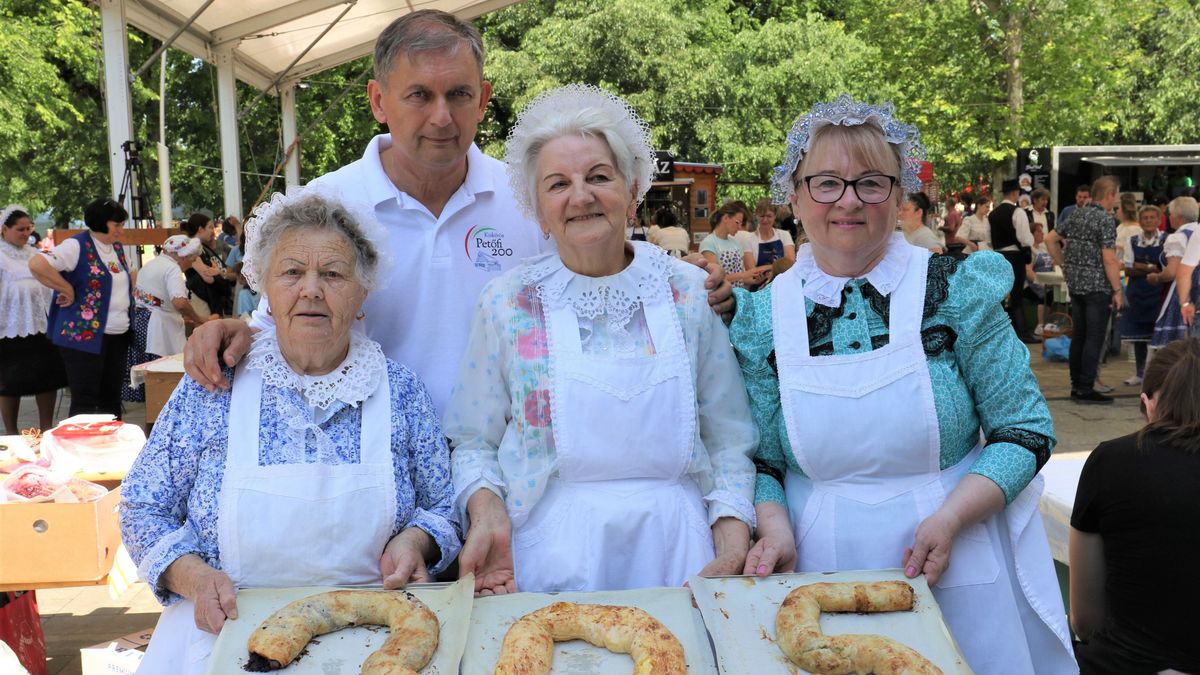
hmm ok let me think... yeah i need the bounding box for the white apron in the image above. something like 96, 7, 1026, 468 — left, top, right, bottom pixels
137, 363, 396, 675
145, 306, 185, 357
772, 246, 1076, 674
511, 280, 714, 592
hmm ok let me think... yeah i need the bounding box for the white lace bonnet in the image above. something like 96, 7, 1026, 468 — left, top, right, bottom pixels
1, 204, 29, 227
770, 94, 926, 205
240, 185, 392, 294
504, 83, 657, 219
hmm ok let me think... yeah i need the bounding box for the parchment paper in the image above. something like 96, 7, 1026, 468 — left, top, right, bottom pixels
205, 577, 473, 675
462, 587, 718, 674
689, 570, 971, 674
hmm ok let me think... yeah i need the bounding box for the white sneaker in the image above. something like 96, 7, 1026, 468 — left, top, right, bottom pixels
1124, 376, 1143, 386
1033, 324, 1044, 338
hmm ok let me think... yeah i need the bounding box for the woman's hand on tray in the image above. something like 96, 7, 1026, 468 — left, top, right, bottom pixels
381, 526, 436, 589
744, 502, 796, 576
163, 553, 239, 633
460, 489, 518, 596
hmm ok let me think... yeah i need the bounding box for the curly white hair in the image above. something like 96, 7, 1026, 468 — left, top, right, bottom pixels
241, 185, 392, 294
504, 83, 656, 220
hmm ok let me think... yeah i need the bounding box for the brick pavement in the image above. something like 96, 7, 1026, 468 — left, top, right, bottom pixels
11, 341, 1148, 675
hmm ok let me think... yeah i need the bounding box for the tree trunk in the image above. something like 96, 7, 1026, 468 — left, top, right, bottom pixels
1004, 8, 1024, 178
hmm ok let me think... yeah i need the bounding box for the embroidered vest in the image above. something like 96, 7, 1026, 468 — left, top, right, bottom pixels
47, 232, 132, 354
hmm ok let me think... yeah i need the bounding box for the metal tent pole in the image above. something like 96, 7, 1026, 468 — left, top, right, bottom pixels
280, 82, 300, 189
99, 0, 134, 202
215, 45, 243, 219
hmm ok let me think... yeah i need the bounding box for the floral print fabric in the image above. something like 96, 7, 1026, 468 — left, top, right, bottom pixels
120, 357, 460, 605
731, 249, 1056, 506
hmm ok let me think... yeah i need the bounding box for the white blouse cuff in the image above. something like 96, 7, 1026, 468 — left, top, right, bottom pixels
453, 476, 505, 530
703, 489, 756, 529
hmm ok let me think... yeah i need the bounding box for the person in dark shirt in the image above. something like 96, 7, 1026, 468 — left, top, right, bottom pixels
1070, 337, 1200, 674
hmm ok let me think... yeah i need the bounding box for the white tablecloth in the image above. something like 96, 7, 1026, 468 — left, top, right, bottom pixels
1037, 457, 1086, 564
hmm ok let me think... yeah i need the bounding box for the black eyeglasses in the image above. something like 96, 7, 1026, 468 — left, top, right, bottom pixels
800, 174, 898, 204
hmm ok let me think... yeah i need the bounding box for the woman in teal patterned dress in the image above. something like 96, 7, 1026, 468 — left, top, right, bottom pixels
728, 95, 1076, 674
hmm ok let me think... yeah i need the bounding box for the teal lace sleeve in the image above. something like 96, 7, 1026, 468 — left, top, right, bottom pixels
730, 287, 788, 507
945, 252, 1055, 502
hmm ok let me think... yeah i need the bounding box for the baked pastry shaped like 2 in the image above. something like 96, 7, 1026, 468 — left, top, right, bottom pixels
245, 589, 439, 674
776, 581, 943, 675
494, 601, 687, 674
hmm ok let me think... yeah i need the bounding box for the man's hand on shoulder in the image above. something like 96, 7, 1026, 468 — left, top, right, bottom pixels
683, 253, 735, 319
183, 319, 254, 391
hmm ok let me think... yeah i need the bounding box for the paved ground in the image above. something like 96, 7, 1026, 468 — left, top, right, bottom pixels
13, 341, 1148, 674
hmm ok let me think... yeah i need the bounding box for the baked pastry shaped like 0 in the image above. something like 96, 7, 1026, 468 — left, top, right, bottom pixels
245, 589, 438, 674
776, 581, 943, 675
494, 601, 687, 675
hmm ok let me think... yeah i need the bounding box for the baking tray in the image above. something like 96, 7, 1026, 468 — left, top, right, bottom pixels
689, 570, 971, 674
462, 587, 718, 674
206, 577, 473, 674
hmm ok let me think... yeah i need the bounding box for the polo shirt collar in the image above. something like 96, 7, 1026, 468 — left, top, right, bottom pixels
358, 134, 497, 208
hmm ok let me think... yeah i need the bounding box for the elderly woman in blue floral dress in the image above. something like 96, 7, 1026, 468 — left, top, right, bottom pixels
730, 96, 1076, 673
120, 189, 459, 675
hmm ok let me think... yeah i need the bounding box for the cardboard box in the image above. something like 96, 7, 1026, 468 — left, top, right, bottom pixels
80, 629, 153, 675
0, 488, 121, 585
144, 369, 184, 423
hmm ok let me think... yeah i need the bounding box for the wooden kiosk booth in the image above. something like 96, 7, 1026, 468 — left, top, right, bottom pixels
642, 152, 723, 252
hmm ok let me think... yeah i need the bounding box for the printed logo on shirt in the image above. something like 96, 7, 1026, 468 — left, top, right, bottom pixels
464, 225, 514, 271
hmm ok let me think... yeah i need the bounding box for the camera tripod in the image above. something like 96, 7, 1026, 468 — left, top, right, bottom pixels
118, 140, 158, 229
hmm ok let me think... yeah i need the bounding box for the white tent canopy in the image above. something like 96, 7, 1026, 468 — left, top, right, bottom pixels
95, 0, 521, 221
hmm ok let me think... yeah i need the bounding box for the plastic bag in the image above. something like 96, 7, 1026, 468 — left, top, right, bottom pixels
40, 416, 145, 475
1042, 335, 1070, 362
0, 465, 108, 503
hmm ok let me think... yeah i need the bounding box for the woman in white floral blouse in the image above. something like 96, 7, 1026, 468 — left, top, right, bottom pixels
120, 189, 459, 675
445, 84, 758, 596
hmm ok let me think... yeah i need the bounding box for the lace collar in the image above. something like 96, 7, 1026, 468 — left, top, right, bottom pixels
520, 240, 673, 321
245, 327, 386, 410
795, 233, 912, 308
0, 240, 34, 262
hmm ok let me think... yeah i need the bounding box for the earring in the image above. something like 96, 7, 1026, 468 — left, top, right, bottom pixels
356, 311, 365, 320
543, 231, 550, 240
266, 306, 272, 316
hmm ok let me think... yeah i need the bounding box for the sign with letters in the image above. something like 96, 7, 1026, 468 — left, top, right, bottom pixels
1017, 147, 1051, 195
654, 150, 675, 182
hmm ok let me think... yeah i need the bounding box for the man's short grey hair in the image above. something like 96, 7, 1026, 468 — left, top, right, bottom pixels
1091, 175, 1121, 201
504, 84, 655, 219
1169, 196, 1199, 223
373, 9, 485, 83
250, 193, 382, 291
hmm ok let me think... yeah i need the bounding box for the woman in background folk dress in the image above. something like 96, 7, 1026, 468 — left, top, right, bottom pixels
122, 235, 215, 402
0, 204, 66, 433
28, 198, 132, 419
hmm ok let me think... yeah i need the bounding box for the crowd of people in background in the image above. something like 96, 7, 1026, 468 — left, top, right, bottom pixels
0, 202, 252, 424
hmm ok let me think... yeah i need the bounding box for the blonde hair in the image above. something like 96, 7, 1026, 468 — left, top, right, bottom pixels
794, 125, 903, 204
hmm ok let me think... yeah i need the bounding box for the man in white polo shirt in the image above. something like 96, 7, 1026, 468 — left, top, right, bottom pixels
184, 10, 540, 416
184, 10, 728, 415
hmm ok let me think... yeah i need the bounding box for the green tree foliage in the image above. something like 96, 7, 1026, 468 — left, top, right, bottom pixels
1123, 0, 1200, 144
